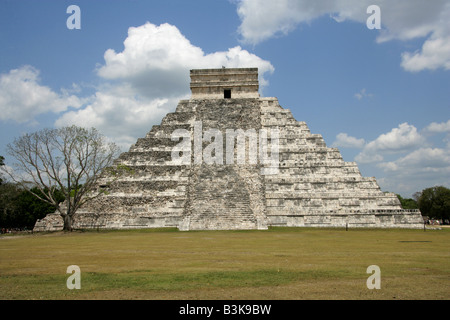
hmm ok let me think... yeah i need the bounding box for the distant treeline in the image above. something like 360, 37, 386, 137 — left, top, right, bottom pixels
0, 182, 64, 230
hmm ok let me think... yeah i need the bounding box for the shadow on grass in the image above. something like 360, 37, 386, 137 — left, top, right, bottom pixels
1, 268, 352, 298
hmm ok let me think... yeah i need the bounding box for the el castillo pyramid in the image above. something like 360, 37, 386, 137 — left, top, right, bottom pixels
34, 68, 423, 231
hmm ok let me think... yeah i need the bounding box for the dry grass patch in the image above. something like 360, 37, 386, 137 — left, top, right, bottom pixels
0, 227, 448, 299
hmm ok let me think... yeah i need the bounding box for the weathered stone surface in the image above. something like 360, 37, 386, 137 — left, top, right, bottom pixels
190, 68, 259, 99
33, 68, 424, 231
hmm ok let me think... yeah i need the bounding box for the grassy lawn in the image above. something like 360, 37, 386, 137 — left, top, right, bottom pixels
0, 227, 449, 300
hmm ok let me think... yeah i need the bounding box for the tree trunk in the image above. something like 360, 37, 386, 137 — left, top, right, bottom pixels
63, 214, 73, 231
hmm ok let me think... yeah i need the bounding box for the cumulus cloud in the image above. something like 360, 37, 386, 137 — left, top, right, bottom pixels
379, 147, 450, 172
355, 122, 426, 163
55, 84, 176, 149
423, 119, 450, 134
350, 121, 450, 195
401, 35, 450, 72
0, 22, 274, 150
0, 65, 83, 123
377, 147, 450, 195
97, 22, 274, 92
56, 22, 274, 149
332, 133, 365, 148
236, 0, 450, 72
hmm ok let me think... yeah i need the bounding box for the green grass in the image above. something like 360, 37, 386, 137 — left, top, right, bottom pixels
0, 227, 449, 300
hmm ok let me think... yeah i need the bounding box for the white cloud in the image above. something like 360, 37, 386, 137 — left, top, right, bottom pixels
0, 66, 83, 123
97, 22, 274, 92
423, 119, 450, 133
401, 35, 450, 72
237, 0, 338, 45
332, 133, 365, 148
56, 22, 274, 150
351, 121, 450, 195
379, 147, 450, 172
354, 152, 384, 164
355, 122, 426, 163
354, 88, 373, 100
55, 84, 176, 149
236, 0, 450, 72
377, 147, 450, 195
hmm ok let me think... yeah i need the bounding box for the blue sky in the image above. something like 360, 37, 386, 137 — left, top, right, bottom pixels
1, 0, 449, 197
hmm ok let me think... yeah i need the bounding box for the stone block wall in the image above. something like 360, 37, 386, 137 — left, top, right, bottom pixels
190, 68, 259, 99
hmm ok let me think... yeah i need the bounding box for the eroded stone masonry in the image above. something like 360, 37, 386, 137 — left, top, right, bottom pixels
34, 68, 423, 231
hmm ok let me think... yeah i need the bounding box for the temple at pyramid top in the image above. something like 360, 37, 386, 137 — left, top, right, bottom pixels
190, 67, 260, 99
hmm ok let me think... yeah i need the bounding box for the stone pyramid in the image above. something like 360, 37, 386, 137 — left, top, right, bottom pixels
34, 68, 423, 231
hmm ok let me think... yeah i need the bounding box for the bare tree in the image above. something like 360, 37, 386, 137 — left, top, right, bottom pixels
1, 126, 120, 231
